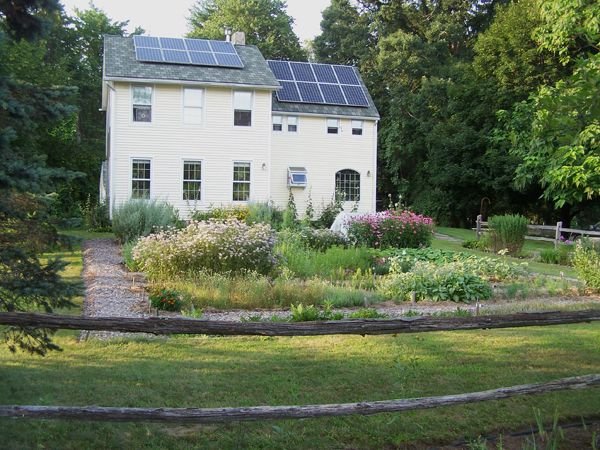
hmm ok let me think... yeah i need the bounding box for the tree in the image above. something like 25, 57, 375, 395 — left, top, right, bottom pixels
188, 0, 306, 60
313, 0, 372, 66
1, 0, 79, 354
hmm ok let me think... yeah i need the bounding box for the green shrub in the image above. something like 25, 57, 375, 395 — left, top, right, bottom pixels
246, 202, 283, 229
80, 196, 111, 232
380, 261, 493, 303
540, 245, 573, 266
112, 199, 179, 243
487, 214, 528, 255
133, 219, 277, 279
289, 302, 344, 322
297, 227, 348, 252
149, 288, 182, 311
347, 308, 387, 319
462, 239, 487, 250
347, 210, 434, 249
190, 205, 250, 222
572, 239, 600, 290
315, 193, 344, 228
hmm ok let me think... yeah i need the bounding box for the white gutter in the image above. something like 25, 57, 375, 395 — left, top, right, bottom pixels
103, 76, 280, 91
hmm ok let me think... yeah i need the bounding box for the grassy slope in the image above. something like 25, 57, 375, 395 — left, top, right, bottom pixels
2, 230, 599, 448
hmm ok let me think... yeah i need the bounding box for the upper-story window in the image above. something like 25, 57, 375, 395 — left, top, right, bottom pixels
234, 91, 252, 126
183, 88, 203, 124
327, 118, 339, 134
288, 116, 298, 132
132, 86, 152, 122
352, 120, 363, 136
272, 115, 282, 131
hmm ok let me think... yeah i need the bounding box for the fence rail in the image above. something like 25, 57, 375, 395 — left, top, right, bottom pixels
1, 374, 598, 423
475, 215, 600, 247
1, 310, 600, 336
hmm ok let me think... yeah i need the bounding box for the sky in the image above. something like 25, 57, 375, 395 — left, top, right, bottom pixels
60, 0, 331, 42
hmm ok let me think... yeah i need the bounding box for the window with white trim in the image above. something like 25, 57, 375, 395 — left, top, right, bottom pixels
183, 88, 203, 124
131, 159, 151, 199
272, 115, 282, 131
351, 120, 363, 135
335, 169, 360, 201
183, 161, 202, 200
327, 118, 339, 134
233, 162, 251, 201
287, 116, 298, 132
132, 86, 152, 122
234, 91, 252, 126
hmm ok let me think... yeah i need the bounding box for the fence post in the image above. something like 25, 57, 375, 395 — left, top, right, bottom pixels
476, 215, 482, 240
555, 221, 562, 248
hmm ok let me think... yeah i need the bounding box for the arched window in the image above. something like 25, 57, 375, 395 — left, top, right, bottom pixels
335, 169, 360, 201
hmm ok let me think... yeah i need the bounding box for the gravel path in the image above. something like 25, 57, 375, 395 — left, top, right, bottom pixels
81, 239, 600, 331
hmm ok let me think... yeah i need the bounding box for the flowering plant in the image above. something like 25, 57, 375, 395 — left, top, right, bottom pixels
347, 210, 434, 249
149, 288, 182, 311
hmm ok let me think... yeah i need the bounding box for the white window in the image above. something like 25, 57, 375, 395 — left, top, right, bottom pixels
351, 120, 363, 136
327, 118, 339, 134
287, 116, 298, 132
132, 159, 151, 199
183, 161, 202, 200
335, 169, 360, 201
132, 86, 152, 122
183, 88, 203, 124
233, 162, 251, 201
272, 115, 282, 131
234, 91, 252, 126
288, 167, 307, 187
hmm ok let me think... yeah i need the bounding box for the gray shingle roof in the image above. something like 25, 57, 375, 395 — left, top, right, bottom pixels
103, 35, 280, 88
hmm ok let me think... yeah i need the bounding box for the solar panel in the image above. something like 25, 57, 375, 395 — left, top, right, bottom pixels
214, 52, 243, 68
163, 49, 189, 64
184, 39, 211, 52
135, 47, 163, 62
313, 64, 337, 83
342, 85, 369, 106
267, 60, 370, 108
160, 37, 186, 50
189, 51, 216, 65
297, 82, 324, 103
290, 62, 316, 82
320, 84, 346, 104
333, 66, 360, 85
210, 40, 237, 54
268, 60, 294, 80
134, 35, 160, 48
278, 81, 301, 102
133, 36, 244, 68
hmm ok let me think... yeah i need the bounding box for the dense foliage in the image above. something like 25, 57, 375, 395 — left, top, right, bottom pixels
111, 200, 179, 243
572, 240, 600, 291
487, 214, 529, 255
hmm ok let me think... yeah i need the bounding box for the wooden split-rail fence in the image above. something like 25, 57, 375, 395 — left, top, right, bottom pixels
475, 215, 600, 248
0, 310, 599, 423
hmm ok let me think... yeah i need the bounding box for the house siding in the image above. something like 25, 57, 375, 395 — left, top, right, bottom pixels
270, 115, 377, 216
110, 82, 271, 217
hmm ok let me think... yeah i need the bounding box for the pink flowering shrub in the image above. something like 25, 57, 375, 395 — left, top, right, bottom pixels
347, 210, 434, 249
133, 219, 277, 279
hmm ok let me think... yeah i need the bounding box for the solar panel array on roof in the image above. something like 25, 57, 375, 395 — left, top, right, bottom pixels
133, 36, 244, 68
267, 60, 369, 107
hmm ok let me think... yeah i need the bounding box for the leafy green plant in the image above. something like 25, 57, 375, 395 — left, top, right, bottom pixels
380, 261, 493, 303
191, 205, 250, 222
539, 244, 573, 266
80, 195, 111, 232
297, 227, 348, 252
572, 239, 600, 290
246, 201, 283, 230
462, 239, 487, 250
289, 303, 344, 322
112, 199, 179, 243
181, 305, 203, 319
347, 308, 387, 319
488, 214, 528, 255
315, 192, 344, 228
121, 240, 139, 272
149, 288, 182, 312
282, 188, 298, 229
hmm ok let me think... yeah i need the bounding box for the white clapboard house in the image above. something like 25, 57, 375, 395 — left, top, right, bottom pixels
100, 33, 379, 218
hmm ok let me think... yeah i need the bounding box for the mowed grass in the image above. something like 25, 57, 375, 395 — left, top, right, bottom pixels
0, 325, 599, 449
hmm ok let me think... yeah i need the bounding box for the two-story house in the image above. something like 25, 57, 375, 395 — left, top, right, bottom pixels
101, 33, 379, 218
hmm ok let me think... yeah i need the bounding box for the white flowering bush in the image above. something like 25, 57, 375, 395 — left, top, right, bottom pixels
133, 219, 278, 279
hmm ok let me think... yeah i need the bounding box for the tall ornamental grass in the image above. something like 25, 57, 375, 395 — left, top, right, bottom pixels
487, 214, 528, 255
347, 210, 434, 249
572, 239, 600, 290
112, 199, 179, 243
133, 219, 277, 279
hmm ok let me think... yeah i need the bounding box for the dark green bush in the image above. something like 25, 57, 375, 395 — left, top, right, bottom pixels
488, 214, 528, 255
80, 196, 111, 232
112, 199, 179, 243
572, 239, 600, 290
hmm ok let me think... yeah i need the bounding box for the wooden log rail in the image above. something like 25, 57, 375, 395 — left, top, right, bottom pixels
0, 310, 599, 337
1, 374, 598, 423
